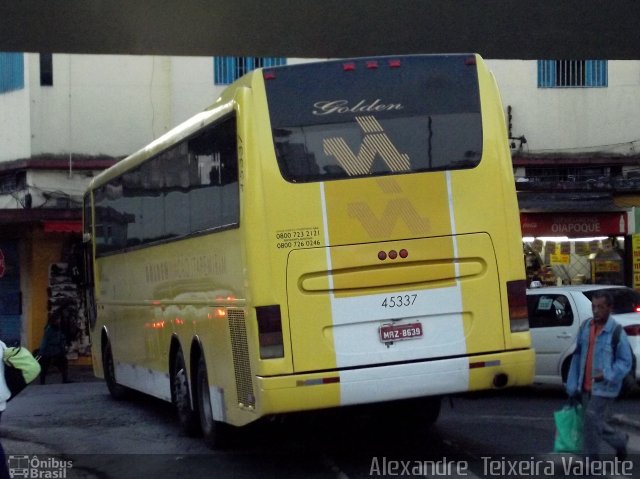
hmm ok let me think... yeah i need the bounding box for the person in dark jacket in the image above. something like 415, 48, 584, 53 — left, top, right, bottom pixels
39, 315, 70, 384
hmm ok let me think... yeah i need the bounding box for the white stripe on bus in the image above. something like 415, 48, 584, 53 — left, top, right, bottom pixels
338, 357, 469, 406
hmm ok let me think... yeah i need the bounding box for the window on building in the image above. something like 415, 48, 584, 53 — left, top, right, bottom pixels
538, 60, 607, 88
0, 52, 25, 94
0, 171, 26, 194
214, 56, 287, 85
40, 53, 53, 86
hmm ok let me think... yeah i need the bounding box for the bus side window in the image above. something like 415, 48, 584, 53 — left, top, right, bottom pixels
191, 117, 238, 187
189, 116, 239, 229
219, 150, 238, 185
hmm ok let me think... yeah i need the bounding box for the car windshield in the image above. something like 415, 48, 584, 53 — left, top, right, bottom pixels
582, 288, 640, 314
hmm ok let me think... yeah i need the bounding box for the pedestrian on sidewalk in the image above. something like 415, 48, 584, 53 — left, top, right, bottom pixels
0, 340, 14, 479
565, 289, 632, 460
38, 314, 70, 384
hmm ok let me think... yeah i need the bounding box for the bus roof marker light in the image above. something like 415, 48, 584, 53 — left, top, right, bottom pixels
465, 56, 477, 66
378, 251, 387, 260
263, 71, 276, 80
366, 61, 379, 69
342, 62, 356, 72
399, 249, 408, 259
388, 250, 398, 260
388, 59, 401, 68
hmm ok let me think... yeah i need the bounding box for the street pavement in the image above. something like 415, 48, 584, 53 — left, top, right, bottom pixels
4, 366, 640, 479
2, 364, 101, 472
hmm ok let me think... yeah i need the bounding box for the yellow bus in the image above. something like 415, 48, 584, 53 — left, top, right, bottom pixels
82, 54, 534, 447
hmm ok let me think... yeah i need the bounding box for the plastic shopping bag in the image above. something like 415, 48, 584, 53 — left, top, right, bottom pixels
553, 404, 583, 453
3, 346, 41, 400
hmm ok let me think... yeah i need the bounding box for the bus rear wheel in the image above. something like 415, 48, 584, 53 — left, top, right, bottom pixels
388, 396, 441, 440
417, 396, 442, 426
102, 339, 127, 400
196, 356, 230, 448
172, 349, 200, 436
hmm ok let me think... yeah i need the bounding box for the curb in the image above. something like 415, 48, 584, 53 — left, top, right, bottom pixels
1, 428, 102, 478
1, 427, 61, 456
3, 437, 59, 456
611, 413, 640, 431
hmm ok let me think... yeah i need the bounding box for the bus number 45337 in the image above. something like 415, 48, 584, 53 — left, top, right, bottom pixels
381, 294, 418, 308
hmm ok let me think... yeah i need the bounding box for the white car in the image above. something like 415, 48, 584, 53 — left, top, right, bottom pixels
526, 285, 640, 386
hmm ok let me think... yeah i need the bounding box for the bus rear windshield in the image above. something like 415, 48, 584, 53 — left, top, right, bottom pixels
265, 55, 483, 183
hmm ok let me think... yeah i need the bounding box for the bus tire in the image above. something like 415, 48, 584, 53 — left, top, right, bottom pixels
172, 349, 200, 436
196, 356, 230, 448
420, 396, 442, 426
102, 340, 127, 400
405, 396, 441, 427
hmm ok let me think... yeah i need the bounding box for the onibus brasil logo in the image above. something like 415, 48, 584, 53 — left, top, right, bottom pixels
7, 455, 73, 478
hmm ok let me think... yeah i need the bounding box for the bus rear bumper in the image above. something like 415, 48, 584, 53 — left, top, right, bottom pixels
256, 348, 534, 415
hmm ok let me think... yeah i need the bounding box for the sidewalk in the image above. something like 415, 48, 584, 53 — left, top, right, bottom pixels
1, 363, 103, 477
3, 362, 99, 431
36, 360, 100, 385
4, 372, 640, 476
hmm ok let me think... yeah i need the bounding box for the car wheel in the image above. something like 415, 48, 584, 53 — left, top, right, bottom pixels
561, 356, 572, 385
172, 349, 200, 436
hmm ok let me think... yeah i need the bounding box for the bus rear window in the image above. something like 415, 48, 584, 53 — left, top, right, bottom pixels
265, 55, 482, 183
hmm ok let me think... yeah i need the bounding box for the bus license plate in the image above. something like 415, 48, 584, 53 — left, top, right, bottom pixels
379, 322, 423, 342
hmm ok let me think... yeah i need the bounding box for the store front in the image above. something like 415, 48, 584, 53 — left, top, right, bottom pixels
0, 213, 91, 359
0, 158, 116, 358
0, 240, 22, 345
521, 211, 629, 287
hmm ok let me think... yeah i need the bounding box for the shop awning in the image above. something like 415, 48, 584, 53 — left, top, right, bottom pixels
42, 221, 82, 233
521, 212, 628, 237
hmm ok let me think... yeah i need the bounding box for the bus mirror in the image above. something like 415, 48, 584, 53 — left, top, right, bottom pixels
83, 233, 92, 244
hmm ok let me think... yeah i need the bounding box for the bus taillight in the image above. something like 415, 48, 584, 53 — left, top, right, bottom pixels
507, 280, 529, 332
256, 305, 285, 359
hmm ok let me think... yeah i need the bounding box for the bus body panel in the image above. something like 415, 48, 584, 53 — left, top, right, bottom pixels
256, 349, 533, 415
84, 54, 534, 432
286, 233, 502, 373
95, 229, 246, 406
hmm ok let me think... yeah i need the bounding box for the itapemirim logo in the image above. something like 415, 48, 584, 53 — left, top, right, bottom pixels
7, 455, 73, 478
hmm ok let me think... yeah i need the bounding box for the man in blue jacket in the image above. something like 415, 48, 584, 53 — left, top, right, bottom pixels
566, 290, 632, 460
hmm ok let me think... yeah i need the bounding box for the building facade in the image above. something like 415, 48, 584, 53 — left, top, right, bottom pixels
0, 54, 230, 353
1, 53, 639, 353
487, 60, 640, 288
